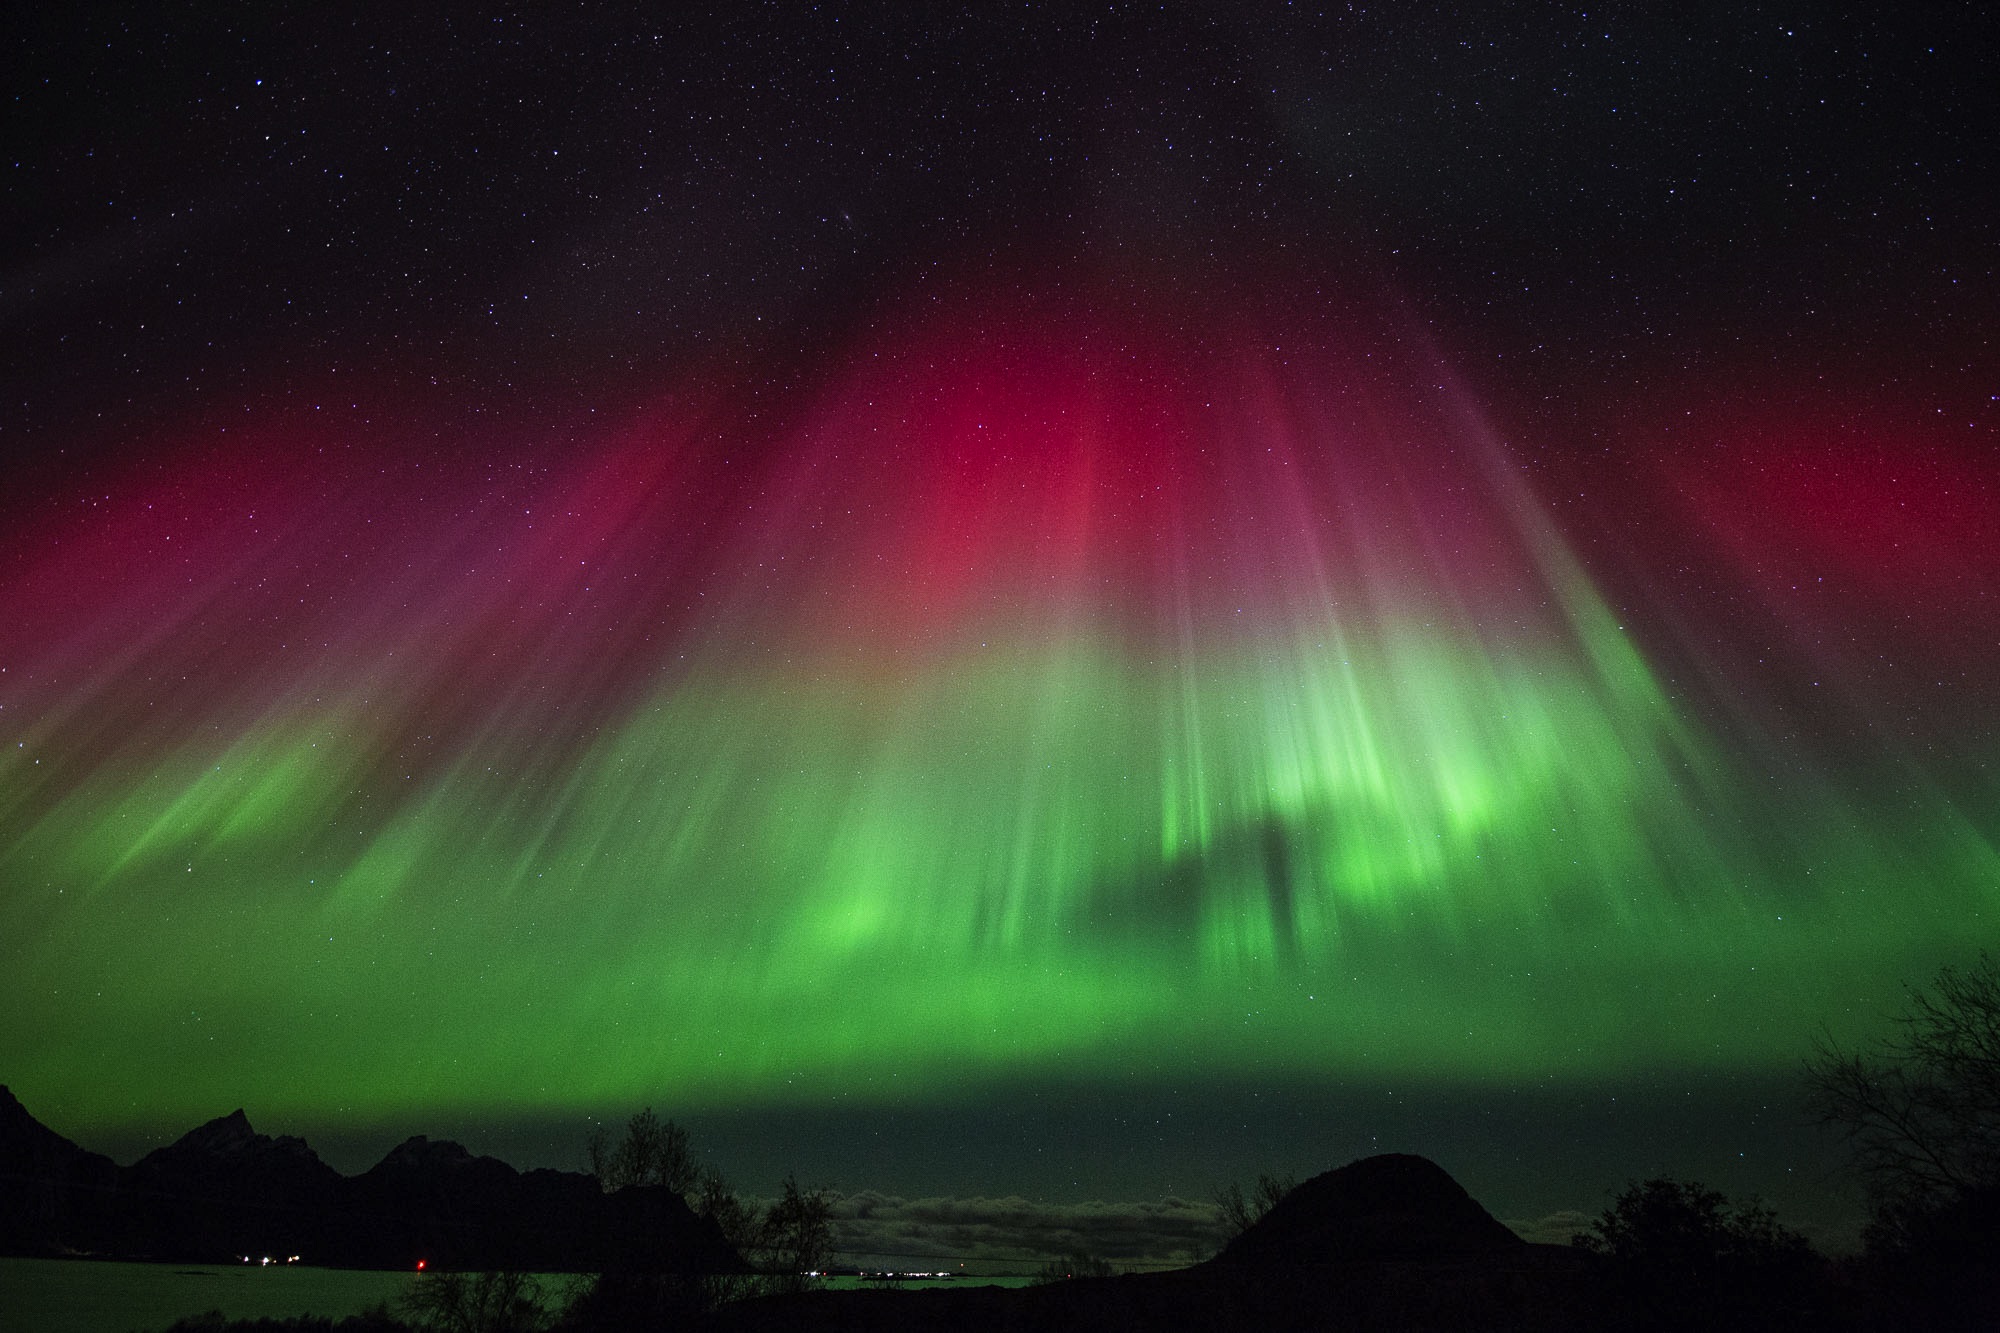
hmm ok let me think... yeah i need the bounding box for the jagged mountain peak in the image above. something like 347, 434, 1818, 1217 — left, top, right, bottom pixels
131, 1108, 335, 1184
0, 1091, 744, 1272
376, 1134, 484, 1171
180, 1108, 256, 1151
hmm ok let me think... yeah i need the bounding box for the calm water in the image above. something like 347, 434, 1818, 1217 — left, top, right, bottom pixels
0, 1257, 426, 1333
0, 1258, 1033, 1332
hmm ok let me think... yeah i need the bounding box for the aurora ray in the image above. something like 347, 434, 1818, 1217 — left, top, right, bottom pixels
5, 269, 1993, 1152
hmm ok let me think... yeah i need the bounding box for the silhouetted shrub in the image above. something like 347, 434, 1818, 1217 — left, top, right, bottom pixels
398, 1270, 557, 1333
1574, 1178, 1821, 1330
1848, 1183, 2000, 1331
163, 1311, 412, 1333
1032, 1250, 1116, 1283
556, 1271, 718, 1329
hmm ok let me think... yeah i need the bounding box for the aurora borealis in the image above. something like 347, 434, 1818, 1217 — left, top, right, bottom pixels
5, 5, 1996, 1248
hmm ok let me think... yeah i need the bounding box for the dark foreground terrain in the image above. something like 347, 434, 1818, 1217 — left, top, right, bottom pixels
0, 1086, 738, 1274
703, 1250, 1595, 1333
11, 1087, 1995, 1332
153, 1153, 1996, 1333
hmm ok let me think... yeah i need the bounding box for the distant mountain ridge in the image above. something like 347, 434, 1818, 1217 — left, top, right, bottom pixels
1215, 1152, 1527, 1265
0, 1085, 741, 1273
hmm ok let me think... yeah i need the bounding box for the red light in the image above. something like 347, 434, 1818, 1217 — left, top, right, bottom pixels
416, 1260, 427, 1271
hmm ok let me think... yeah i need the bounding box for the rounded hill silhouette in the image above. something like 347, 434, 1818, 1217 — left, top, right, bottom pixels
1215, 1153, 1525, 1265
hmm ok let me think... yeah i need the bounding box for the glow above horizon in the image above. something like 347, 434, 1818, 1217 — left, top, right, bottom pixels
3, 277, 1995, 1141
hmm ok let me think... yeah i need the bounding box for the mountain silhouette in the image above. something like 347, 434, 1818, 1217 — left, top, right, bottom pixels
122, 1109, 346, 1260
0, 1084, 119, 1255
1215, 1152, 1527, 1265
0, 1086, 741, 1273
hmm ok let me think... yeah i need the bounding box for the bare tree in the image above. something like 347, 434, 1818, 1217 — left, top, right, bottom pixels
753, 1174, 834, 1296
588, 1107, 698, 1196
400, 1270, 556, 1333
1805, 952, 2000, 1238
580, 1111, 835, 1305
1216, 1171, 1297, 1238
681, 1166, 765, 1306
693, 1168, 755, 1248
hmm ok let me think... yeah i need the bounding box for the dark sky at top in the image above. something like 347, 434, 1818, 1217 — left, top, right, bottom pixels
9, 4, 1990, 452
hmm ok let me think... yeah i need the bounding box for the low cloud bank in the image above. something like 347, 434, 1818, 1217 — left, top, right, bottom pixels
799, 1190, 1603, 1270
1503, 1210, 1593, 1245
826, 1191, 1230, 1271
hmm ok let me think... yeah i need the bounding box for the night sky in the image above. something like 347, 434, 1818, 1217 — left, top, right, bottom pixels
4, 5, 1996, 1261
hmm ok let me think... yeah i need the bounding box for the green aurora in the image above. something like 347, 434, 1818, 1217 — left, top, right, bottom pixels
5, 311, 1993, 1151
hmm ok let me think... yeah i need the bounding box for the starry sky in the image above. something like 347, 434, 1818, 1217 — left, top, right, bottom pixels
3, 5, 1996, 1258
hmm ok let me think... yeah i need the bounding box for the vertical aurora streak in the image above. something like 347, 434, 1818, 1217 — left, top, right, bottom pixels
2, 273, 1994, 1145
